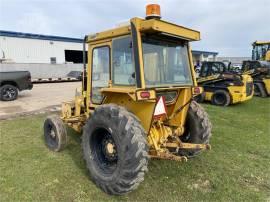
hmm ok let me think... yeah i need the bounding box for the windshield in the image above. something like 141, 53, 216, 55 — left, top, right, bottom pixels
200, 62, 227, 77
142, 35, 193, 87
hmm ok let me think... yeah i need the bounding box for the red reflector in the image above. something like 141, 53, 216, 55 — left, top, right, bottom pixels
194, 87, 201, 94
140, 91, 150, 98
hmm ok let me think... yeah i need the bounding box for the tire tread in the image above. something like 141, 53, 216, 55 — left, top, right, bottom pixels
82, 104, 148, 195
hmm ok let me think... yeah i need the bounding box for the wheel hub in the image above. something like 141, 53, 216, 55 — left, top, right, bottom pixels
101, 137, 117, 161
215, 94, 225, 104
3, 88, 15, 99
50, 130, 56, 138
106, 142, 115, 154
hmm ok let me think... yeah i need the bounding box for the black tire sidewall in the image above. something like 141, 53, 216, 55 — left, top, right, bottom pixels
179, 101, 212, 157
44, 118, 59, 150
44, 116, 67, 152
185, 109, 204, 143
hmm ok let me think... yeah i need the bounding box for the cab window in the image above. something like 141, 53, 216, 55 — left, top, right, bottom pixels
211, 63, 226, 74
112, 36, 135, 85
200, 64, 209, 77
91, 46, 110, 104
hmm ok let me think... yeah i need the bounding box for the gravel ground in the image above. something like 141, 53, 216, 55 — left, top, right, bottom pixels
0, 82, 81, 119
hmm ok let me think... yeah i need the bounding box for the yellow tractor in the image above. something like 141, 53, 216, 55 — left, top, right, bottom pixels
196, 61, 253, 106
43, 4, 212, 195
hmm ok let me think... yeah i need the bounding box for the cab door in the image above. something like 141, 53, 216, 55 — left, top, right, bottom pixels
87, 42, 111, 107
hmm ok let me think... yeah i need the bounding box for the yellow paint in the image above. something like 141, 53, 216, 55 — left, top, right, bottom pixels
204, 91, 213, 101
140, 18, 200, 41
263, 78, 270, 94
226, 75, 253, 104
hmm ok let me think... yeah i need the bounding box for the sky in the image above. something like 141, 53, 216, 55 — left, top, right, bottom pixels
0, 0, 269, 57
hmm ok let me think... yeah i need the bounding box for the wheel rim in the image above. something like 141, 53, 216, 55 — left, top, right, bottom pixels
214, 93, 226, 105
90, 128, 118, 175
45, 122, 59, 148
2, 87, 16, 99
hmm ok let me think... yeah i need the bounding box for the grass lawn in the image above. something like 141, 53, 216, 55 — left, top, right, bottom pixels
0, 97, 270, 201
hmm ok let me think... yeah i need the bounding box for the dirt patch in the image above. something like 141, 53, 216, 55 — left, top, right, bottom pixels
0, 105, 61, 120
0, 105, 24, 113
188, 179, 212, 193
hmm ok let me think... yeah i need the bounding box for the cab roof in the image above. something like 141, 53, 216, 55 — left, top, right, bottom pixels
253, 41, 270, 46
87, 17, 200, 43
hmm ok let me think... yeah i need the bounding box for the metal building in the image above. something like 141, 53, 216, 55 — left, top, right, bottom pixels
192, 50, 218, 66
0, 30, 84, 64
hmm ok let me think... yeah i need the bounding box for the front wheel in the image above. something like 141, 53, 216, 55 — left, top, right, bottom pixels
0, 84, 18, 101
178, 101, 212, 157
44, 115, 67, 152
82, 104, 149, 195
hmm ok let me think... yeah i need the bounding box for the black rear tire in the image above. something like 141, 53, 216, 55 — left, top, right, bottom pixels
254, 83, 267, 97
211, 90, 231, 106
178, 101, 212, 157
0, 84, 18, 101
44, 115, 67, 152
82, 104, 149, 195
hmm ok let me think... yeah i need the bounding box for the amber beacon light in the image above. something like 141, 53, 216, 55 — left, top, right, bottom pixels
146, 4, 161, 19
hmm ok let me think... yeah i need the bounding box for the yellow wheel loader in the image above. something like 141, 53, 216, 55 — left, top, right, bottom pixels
43, 4, 212, 195
238, 41, 270, 97
196, 61, 253, 106
240, 60, 270, 97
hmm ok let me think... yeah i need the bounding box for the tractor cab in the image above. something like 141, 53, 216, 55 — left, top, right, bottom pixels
87, 24, 197, 106
78, 15, 204, 134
